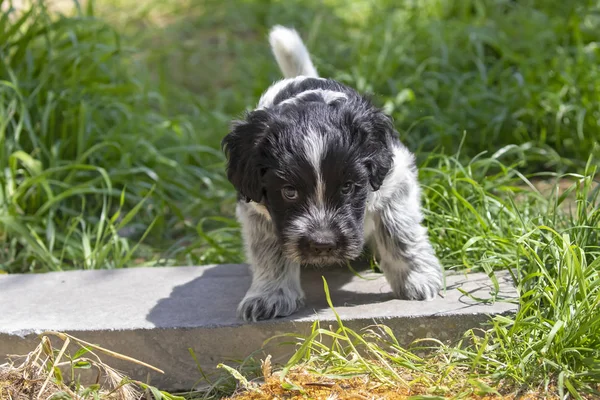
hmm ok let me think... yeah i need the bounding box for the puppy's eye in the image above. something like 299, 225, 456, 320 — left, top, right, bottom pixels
341, 182, 355, 195
281, 185, 299, 201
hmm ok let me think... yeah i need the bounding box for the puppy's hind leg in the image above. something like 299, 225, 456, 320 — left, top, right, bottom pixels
370, 173, 443, 301
236, 203, 305, 322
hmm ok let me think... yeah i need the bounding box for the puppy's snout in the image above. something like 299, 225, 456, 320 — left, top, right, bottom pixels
308, 231, 338, 255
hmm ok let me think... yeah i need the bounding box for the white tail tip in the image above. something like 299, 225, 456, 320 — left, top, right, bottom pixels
268, 25, 318, 78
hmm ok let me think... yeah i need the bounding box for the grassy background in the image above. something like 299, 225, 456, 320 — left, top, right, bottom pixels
0, 0, 599, 397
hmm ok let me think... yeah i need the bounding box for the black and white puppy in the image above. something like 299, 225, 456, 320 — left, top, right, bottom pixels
222, 26, 443, 322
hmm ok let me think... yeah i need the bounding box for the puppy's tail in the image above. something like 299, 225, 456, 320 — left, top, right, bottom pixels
269, 25, 319, 78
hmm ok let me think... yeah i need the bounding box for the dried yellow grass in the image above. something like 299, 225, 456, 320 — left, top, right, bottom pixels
0, 332, 165, 400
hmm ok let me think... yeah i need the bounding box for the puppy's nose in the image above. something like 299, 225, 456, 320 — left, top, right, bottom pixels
309, 232, 338, 255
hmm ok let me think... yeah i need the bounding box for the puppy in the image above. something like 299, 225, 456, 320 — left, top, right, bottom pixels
222, 26, 443, 322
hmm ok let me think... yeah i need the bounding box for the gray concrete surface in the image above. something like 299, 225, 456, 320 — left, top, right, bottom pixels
0, 264, 518, 390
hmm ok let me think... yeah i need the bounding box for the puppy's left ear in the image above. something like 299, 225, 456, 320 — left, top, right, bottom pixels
221, 110, 271, 202
360, 111, 395, 191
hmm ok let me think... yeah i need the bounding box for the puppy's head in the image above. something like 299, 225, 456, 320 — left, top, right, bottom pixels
222, 97, 394, 265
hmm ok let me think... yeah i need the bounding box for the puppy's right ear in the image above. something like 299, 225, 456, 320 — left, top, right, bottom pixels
222, 110, 270, 203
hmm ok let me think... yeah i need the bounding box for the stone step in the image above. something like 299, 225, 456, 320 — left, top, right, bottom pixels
0, 264, 517, 390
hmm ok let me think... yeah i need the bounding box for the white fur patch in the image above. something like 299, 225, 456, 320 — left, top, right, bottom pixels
303, 129, 326, 206
258, 77, 305, 109
366, 144, 416, 212
258, 76, 325, 109
278, 89, 347, 106
249, 201, 272, 221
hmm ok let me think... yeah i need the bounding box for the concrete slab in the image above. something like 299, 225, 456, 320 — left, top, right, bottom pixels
0, 264, 517, 390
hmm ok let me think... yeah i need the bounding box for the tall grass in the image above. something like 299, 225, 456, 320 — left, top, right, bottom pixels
102, 0, 600, 167
0, 1, 239, 272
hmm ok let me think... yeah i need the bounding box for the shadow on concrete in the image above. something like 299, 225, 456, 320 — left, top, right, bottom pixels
145, 262, 394, 328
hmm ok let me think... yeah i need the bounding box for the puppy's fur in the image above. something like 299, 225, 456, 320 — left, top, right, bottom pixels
222, 26, 443, 322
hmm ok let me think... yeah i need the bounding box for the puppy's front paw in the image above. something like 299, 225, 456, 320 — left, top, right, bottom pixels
392, 269, 442, 301
237, 289, 305, 322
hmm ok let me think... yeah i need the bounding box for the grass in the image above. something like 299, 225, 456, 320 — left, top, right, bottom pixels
0, 0, 239, 272
0, 0, 599, 398
0, 331, 182, 399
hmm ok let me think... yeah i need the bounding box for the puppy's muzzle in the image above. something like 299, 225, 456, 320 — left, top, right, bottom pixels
304, 230, 338, 256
